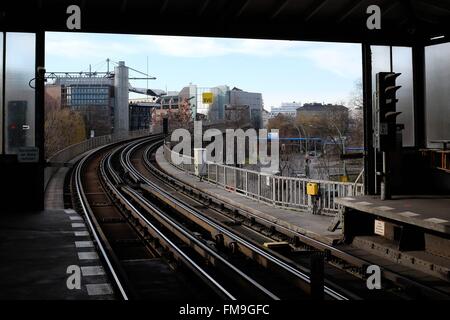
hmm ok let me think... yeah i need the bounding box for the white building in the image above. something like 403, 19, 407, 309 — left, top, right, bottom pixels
178, 84, 263, 127
270, 102, 302, 117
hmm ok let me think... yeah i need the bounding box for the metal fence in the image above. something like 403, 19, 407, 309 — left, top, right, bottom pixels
44, 129, 155, 190
164, 144, 363, 215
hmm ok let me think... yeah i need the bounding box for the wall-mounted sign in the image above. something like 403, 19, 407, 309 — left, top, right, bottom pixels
374, 219, 385, 236
18, 147, 39, 163
202, 92, 213, 104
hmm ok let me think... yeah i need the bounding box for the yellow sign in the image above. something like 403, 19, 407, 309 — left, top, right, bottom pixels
202, 92, 213, 104
306, 182, 319, 196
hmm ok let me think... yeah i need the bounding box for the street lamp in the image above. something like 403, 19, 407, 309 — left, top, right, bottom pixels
329, 122, 348, 181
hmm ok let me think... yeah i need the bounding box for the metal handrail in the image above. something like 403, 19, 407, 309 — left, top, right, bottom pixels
163, 144, 363, 215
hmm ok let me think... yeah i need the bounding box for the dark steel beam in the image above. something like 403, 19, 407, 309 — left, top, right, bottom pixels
120, 0, 128, 13
384, 0, 402, 16
1, 33, 5, 154
362, 43, 376, 195
270, 0, 290, 20
159, 0, 169, 14
412, 44, 426, 148
416, 0, 450, 13
336, 0, 363, 24
401, 0, 420, 23
234, 0, 251, 18
197, 0, 211, 17
36, 29, 45, 210
303, 0, 330, 22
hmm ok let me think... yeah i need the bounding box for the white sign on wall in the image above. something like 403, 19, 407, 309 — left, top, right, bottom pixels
18, 147, 39, 163
374, 219, 385, 236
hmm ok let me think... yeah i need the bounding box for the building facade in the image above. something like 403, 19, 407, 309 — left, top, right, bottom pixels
228, 87, 263, 129
44, 61, 156, 137
296, 102, 349, 120
48, 76, 115, 136
128, 100, 160, 131
270, 102, 302, 117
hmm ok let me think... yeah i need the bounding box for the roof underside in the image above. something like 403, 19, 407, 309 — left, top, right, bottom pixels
1, 0, 450, 45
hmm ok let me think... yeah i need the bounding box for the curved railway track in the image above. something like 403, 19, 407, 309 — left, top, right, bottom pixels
70, 134, 450, 300
134, 137, 450, 300
72, 135, 233, 300
73, 135, 288, 300
119, 137, 350, 300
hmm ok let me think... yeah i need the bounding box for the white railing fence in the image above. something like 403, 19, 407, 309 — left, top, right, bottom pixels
163, 144, 363, 215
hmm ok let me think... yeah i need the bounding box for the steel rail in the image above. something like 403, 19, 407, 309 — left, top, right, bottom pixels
125, 138, 349, 300
103, 144, 269, 300
74, 146, 129, 300
109, 144, 280, 300
141, 140, 450, 300
73, 134, 164, 300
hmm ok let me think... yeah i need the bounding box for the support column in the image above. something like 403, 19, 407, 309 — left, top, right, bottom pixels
412, 44, 426, 148
35, 30, 45, 210
362, 43, 376, 195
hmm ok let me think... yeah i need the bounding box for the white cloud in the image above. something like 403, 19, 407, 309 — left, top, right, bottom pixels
45, 32, 361, 79
45, 33, 138, 60
133, 35, 306, 58
135, 35, 361, 78
300, 43, 362, 79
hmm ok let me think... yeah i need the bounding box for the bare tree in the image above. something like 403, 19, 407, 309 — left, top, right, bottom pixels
45, 92, 86, 158
347, 79, 364, 147
349, 79, 364, 110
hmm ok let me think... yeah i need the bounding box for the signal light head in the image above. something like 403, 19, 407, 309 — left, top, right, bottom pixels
384, 72, 401, 81
385, 85, 402, 95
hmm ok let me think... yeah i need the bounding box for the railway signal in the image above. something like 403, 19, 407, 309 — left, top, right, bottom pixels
375, 72, 402, 152
374, 72, 402, 200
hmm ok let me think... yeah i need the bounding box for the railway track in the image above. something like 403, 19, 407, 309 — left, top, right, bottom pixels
72, 135, 235, 300
73, 135, 300, 300
71, 134, 450, 300
118, 137, 351, 300
134, 137, 450, 300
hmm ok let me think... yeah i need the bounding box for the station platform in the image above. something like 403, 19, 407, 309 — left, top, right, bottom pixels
155, 146, 342, 245
0, 167, 114, 300
335, 195, 450, 280
335, 195, 450, 235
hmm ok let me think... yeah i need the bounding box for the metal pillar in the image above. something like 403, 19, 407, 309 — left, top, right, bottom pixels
412, 44, 426, 148
362, 43, 376, 195
35, 30, 45, 210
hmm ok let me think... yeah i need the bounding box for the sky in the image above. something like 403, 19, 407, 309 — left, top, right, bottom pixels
45, 32, 362, 111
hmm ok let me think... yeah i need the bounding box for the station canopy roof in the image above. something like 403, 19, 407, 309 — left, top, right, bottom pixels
1, 0, 450, 45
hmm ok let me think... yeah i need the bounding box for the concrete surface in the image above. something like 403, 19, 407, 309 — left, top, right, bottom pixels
0, 167, 114, 300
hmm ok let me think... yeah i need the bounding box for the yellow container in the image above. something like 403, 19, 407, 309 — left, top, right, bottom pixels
307, 182, 319, 196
